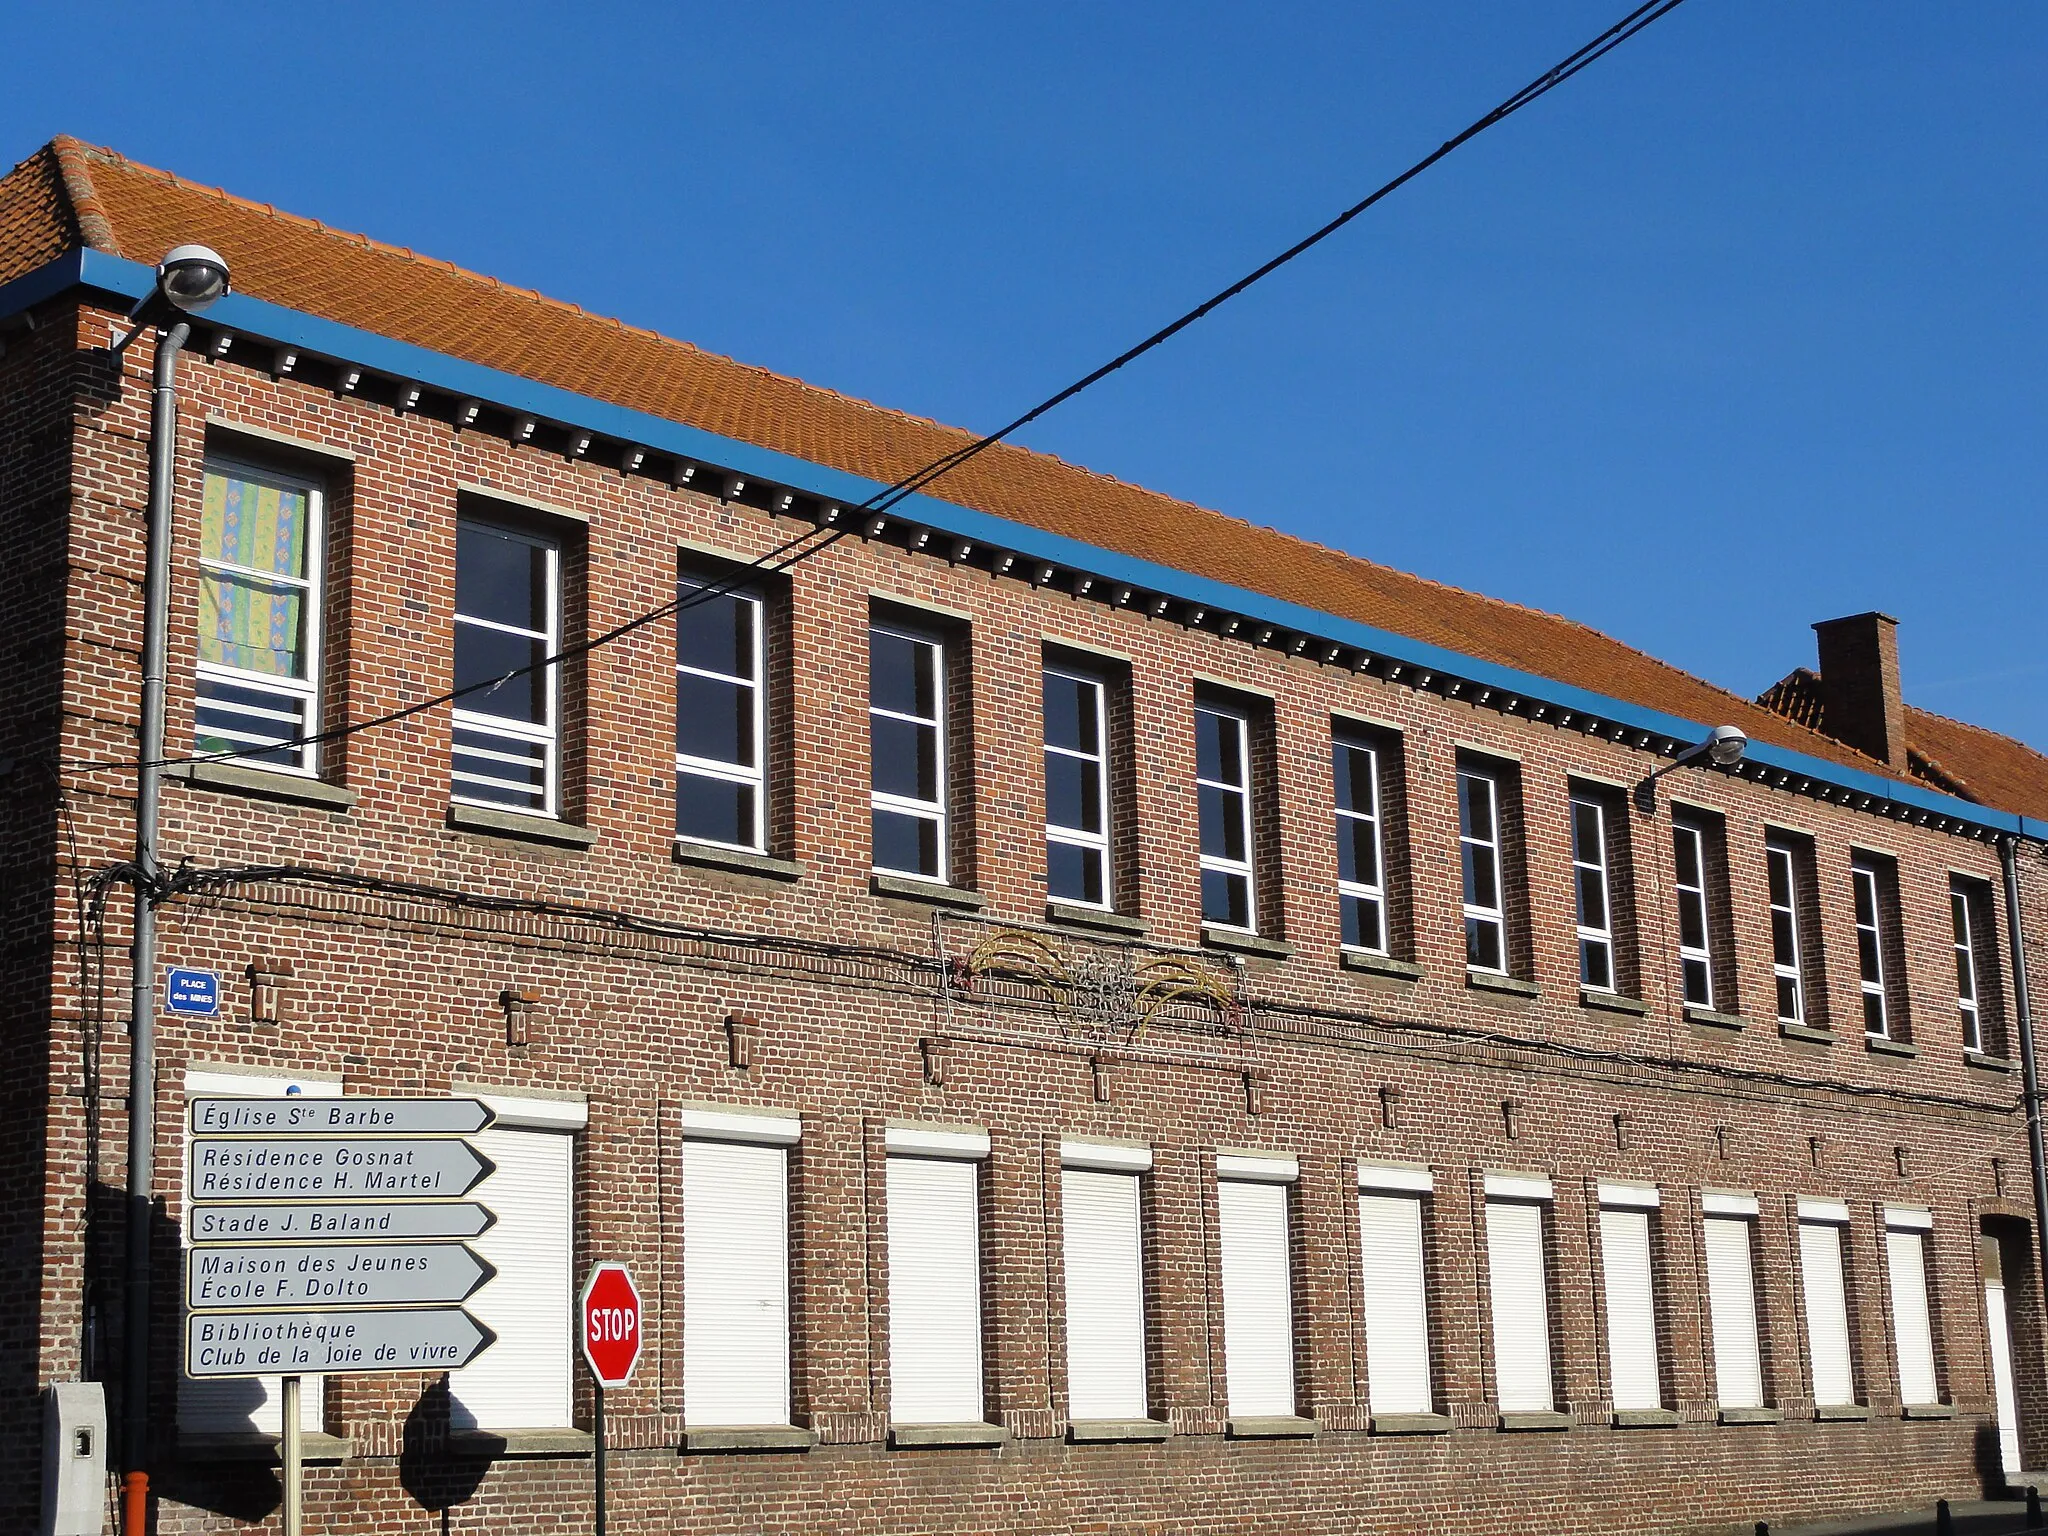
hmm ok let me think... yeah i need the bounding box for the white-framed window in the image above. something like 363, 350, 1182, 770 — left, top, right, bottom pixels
1883, 1208, 1939, 1408
452, 518, 561, 816
1571, 794, 1615, 993
1060, 1141, 1151, 1422
1483, 1175, 1554, 1413
1852, 855, 1893, 1038
1701, 1194, 1765, 1411
681, 1107, 800, 1428
1767, 839, 1808, 1024
1953, 881, 1985, 1053
870, 623, 947, 882
1459, 766, 1508, 974
1356, 1164, 1434, 1417
194, 459, 324, 775
1597, 1184, 1662, 1412
179, 1068, 339, 1437
450, 1093, 583, 1430
1044, 666, 1111, 908
885, 1126, 988, 1425
1215, 1154, 1298, 1419
674, 574, 766, 853
1196, 702, 1256, 931
1673, 819, 1716, 1010
1334, 734, 1388, 955
1797, 1200, 1857, 1409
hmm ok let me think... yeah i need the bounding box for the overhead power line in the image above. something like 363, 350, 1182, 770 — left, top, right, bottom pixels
66, 0, 1690, 779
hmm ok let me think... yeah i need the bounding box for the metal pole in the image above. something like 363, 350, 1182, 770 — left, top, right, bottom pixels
594, 1381, 607, 1536
2000, 838, 2048, 1315
122, 317, 187, 1536
281, 1375, 303, 1536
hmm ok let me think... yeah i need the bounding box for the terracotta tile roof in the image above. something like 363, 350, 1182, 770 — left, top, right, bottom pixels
0, 136, 2006, 801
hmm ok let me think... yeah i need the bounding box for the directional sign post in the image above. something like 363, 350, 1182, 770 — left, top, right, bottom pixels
581, 1264, 643, 1536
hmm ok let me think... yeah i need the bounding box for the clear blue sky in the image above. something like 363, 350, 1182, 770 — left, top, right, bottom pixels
9, 3, 2044, 748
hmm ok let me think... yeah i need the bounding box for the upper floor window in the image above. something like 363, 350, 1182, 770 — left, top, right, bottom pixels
870, 622, 946, 881
452, 518, 560, 816
1953, 878, 2001, 1055
1044, 665, 1110, 908
1459, 764, 1507, 973
1196, 701, 1256, 931
1570, 793, 1615, 993
1766, 837, 1809, 1024
195, 460, 324, 775
1672, 818, 1716, 1010
1852, 854, 1900, 1038
1334, 733, 1387, 955
675, 574, 765, 852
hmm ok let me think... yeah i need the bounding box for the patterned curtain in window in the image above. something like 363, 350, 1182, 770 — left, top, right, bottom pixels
198, 470, 309, 678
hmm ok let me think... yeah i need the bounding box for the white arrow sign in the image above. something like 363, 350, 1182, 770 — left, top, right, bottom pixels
184, 1307, 495, 1377
191, 1096, 496, 1136
191, 1201, 496, 1244
189, 1138, 494, 1201
188, 1242, 495, 1309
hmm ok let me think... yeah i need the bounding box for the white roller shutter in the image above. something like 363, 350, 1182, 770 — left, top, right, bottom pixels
1062, 1168, 1148, 1421
1798, 1219, 1856, 1407
1357, 1193, 1432, 1415
1884, 1228, 1938, 1407
1702, 1216, 1764, 1410
1485, 1199, 1554, 1413
179, 1070, 335, 1436
1217, 1177, 1295, 1417
887, 1154, 984, 1424
450, 1126, 574, 1429
684, 1138, 791, 1426
1599, 1208, 1660, 1411
1986, 1277, 2023, 1474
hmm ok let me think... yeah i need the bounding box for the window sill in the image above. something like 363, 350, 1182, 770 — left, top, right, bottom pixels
673, 841, 803, 882
1202, 926, 1293, 961
1612, 1408, 1679, 1428
166, 759, 357, 812
1902, 1402, 1957, 1420
1778, 1021, 1835, 1045
1685, 1006, 1747, 1032
1966, 1050, 2014, 1074
683, 1425, 817, 1453
1581, 989, 1650, 1017
871, 874, 985, 910
1046, 902, 1147, 938
1718, 1407, 1783, 1426
1341, 952, 1423, 982
889, 1422, 1009, 1448
449, 1428, 595, 1458
1865, 1034, 1920, 1060
1067, 1417, 1171, 1443
1370, 1412, 1452, 1436
446, 803, 599, 849
1467, 970, 1539, 999
1497, 1410, 1572, 1432
1225, 1415, 1319, 1439
177, 1431, 351, 1463
1812, 1404, 1871, 1422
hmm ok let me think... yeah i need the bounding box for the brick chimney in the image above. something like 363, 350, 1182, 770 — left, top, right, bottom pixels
1812, 612, 1907, 770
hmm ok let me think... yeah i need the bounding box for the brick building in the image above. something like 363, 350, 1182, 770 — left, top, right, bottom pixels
4, 135, 2048, 1534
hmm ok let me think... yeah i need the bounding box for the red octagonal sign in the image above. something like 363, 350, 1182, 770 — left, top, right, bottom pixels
580, 1262, 643, 1387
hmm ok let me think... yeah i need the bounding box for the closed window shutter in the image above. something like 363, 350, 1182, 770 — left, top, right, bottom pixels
684, 1139, 790, 1426
887, 1155, 983, 1424
1357, 1193, 1432, 1415
1985, 1278, 2023, 1473
1217, 1178, 1295, 1417
1884, 1229, 1938, 1407
1062, 1168, 1148, 1421
1599, 1208, 1660, 1411
179, 1072, 336, 1436
1485, 1200, 1553, 1412
450, 1127, 574, 1429
1702, 1217, 1764, 1410
1798, 1220, 1856, 1407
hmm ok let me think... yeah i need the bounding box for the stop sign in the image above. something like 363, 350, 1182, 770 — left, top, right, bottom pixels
580, 1263, 643, 1387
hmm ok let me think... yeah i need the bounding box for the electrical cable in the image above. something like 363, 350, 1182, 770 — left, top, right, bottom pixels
61, 0, 1690, 780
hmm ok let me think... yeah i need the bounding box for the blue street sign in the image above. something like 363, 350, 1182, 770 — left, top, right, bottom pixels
166, 968, 221, 1016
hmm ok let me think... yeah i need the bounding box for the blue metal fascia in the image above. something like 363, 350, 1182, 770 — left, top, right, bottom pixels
0, 248, 87, 324
48, 251, 2037, 840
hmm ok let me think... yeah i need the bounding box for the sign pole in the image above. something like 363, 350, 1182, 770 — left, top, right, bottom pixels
281, 1374, 303, 1536
593, 1380, 607, 1536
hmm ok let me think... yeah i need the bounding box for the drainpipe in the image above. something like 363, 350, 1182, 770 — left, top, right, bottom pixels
2000, 837, 2048, 1309
122, 317, 188, 1536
